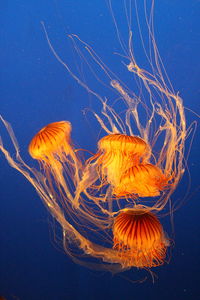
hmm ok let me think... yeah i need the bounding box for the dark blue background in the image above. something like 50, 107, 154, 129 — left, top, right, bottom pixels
0, 1, 200, 299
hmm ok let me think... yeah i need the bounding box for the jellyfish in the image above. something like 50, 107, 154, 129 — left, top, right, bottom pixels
113, 163, 171, 198
28, 121, 81, 202
113, 208, 169, 268
29, 121, 72, 164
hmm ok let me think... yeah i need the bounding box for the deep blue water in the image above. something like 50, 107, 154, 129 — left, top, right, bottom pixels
0, 1, 200, 300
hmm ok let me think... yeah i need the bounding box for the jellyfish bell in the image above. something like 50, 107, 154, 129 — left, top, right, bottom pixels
113, 163, 171, 198
113, 207, 169, 268
98, 134, 150, 159
28, 121, 72, 162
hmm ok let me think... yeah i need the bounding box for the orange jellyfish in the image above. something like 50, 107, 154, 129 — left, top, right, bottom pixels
113, 163, 171, 198
113, 208, 169, 268
29, 121, 81, 196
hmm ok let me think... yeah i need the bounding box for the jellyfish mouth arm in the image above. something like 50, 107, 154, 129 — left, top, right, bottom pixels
61, 221, 133, 272
74, 164, 112, 207
93, 97, 127, 135
70, 150, 83, 186
155, 101, 186, 180
73, 163, 100, 208
73, 161, 119, 218
110, 79, 155, 143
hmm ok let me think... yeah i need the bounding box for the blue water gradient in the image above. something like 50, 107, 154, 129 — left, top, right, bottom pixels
0, 1, 200, 299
